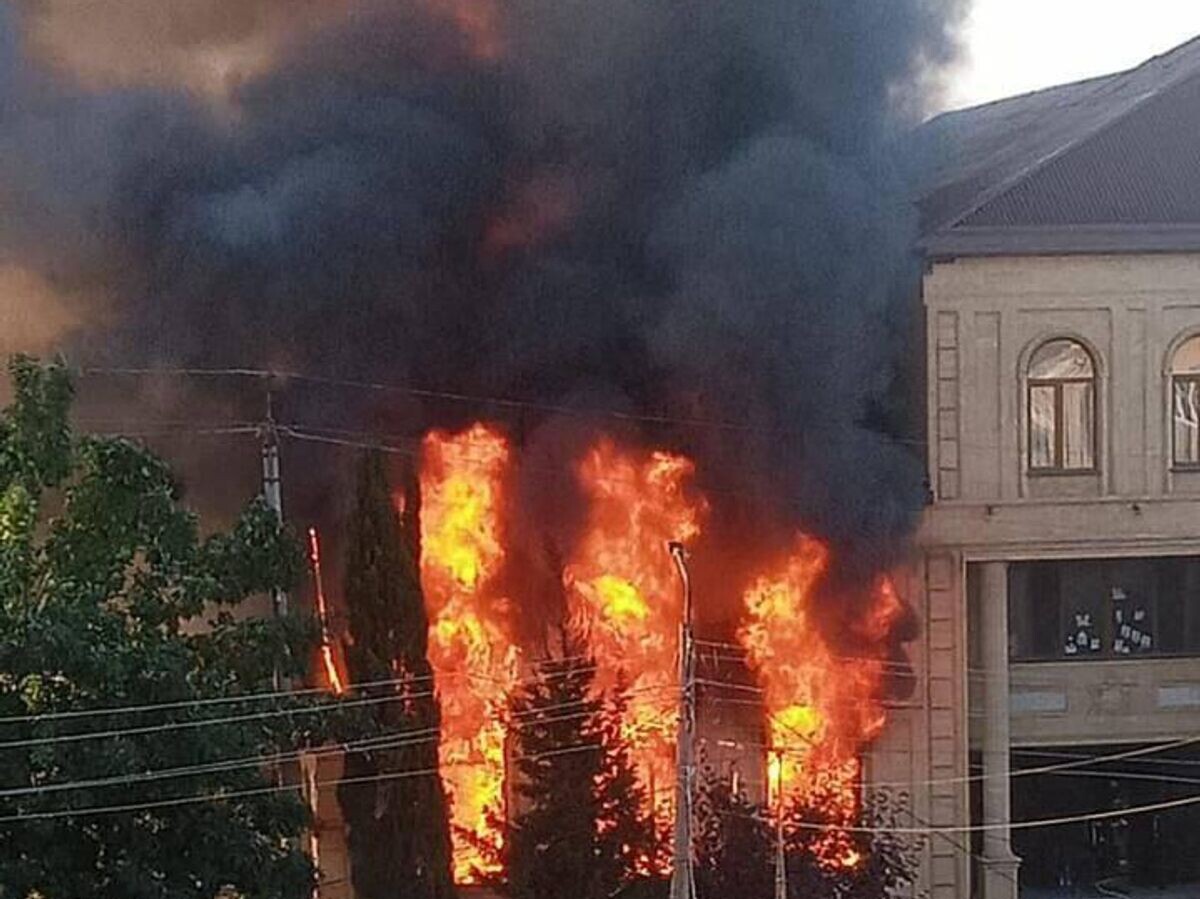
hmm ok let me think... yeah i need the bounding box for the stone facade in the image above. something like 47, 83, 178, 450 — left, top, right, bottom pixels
876, 251, 1200, 898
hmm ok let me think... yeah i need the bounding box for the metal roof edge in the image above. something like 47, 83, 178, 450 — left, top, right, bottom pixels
923, 43, 1200, 235
920, 224, 1200, 259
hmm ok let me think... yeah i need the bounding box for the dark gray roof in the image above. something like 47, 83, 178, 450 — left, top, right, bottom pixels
910, 36, 1200, 257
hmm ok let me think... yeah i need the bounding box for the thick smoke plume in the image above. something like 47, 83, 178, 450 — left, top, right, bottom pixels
0, 2, 965, 599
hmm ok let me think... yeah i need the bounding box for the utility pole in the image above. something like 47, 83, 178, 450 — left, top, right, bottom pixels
773, 749, 787, 899
261, 386, 287, 619
668, 541, 697, 899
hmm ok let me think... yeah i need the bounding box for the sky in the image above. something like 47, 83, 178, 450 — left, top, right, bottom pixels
948, 0, 1200, 110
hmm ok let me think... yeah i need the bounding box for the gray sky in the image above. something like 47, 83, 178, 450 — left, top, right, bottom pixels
948, 0, 1200, 110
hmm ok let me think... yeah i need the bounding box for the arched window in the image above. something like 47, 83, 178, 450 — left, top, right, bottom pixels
1171, 336, 1200, 467
1028, 339, 1096, 472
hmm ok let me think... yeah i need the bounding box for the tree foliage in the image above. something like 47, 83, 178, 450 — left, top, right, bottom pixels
506, 650, 660, 899
694, 769, 922, 899
0, 357, 325, 899
694, 778, 775, 899
337, 451, 455, 899
784, 789, 922, 899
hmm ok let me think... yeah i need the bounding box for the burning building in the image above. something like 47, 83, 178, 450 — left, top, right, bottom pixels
301, 419, 912, 896
0, 0, 976, 897
301, 32, 1200, 898
405, 422, 903, 883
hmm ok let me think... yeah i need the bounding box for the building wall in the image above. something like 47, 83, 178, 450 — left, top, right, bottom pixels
924, 252, 1200, 508
870, 251, 1200, 898
307, 752, 354, 899
868, 552, 970, 899
1009, 657, 1200, 747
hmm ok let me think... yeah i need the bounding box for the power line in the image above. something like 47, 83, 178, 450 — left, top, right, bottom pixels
0, 718, 542, 802
9, 691, 1200, 840
1013, 746, 1200, 769
0, 728, 442, 800
0, 741, 605, 825
0, 654, 626, 727
78, 366, 787, 437
0, 683, 675, 798
728, 787, 1200, 837
0, 672, 454, 725
0, 689, 439, 751
81, 363, 1200, 459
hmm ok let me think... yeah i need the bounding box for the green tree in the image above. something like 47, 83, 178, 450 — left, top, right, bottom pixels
693, 776, 774, 899
593, 685, 661, 892
693, 774, 921, 899
507, 652, 660, 899
784, 789, 921, 899
507, 655, 601, 899
337, 451, 455, 899
0, 357, 323, 899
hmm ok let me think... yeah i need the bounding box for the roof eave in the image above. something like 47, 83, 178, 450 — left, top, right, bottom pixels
920, 224, 1200, 260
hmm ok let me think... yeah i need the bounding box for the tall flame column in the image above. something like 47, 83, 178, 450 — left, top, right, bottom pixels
979, 561, 1020, 899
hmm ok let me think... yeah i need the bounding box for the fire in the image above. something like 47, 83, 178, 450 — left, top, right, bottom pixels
563, 441, 706, 829
739, 536, 899, 869
419, 424, 518, 882
407, 422, 901, 881
307, 526, 346, 695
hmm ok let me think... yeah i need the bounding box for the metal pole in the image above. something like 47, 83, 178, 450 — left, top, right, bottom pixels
774, 749, 787, 899
261, 388, 288, 619
668, 541, 697, 899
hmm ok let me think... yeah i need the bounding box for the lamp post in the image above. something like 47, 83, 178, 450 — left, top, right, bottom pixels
668, 541, 697, 899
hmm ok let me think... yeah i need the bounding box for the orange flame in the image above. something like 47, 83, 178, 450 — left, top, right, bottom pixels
419, 424, 518, 883
409, 425, 900, 879
307, 526, 346, 695
564, 441, 706, 835
740, 536, 899, 869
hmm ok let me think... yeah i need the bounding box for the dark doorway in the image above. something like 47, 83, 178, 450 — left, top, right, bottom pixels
1011, 744, 1200, 892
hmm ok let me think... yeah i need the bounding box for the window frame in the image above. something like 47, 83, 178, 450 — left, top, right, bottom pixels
1026, 340, 1098, 475
1009, 557, 1191, 664
1171, 370, 1200, 471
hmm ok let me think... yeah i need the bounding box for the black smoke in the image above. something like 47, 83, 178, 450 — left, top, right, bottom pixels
0, 1, 965, 594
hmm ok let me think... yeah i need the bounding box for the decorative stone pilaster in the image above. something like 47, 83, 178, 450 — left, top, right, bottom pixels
979, 561, 1020, 899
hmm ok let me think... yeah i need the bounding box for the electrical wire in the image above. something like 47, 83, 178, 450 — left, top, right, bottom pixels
15, 732, 1200, 839
0, 684, 675, 799
704, 693, 1200, 794
0, 672, 452, 726
0, 689, 440, 751
77, 367, 793, 438
0, 741, 605, 825
0, 728, 443, 800
725, 786, 1200, 837
0, 654, 626, 727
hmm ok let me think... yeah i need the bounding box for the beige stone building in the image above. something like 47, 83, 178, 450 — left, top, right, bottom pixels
872, 35, 1200, 899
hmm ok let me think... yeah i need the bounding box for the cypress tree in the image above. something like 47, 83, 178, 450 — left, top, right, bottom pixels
338, 451, 455, 899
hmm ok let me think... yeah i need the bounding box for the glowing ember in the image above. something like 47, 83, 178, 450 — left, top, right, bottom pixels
420, 424, 518, 883
564, 441, 706, 832
307, 526, 346, 695
739, 536, 898, 869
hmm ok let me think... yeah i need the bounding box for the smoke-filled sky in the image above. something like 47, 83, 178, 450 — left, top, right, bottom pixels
0, 0, 970, 583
